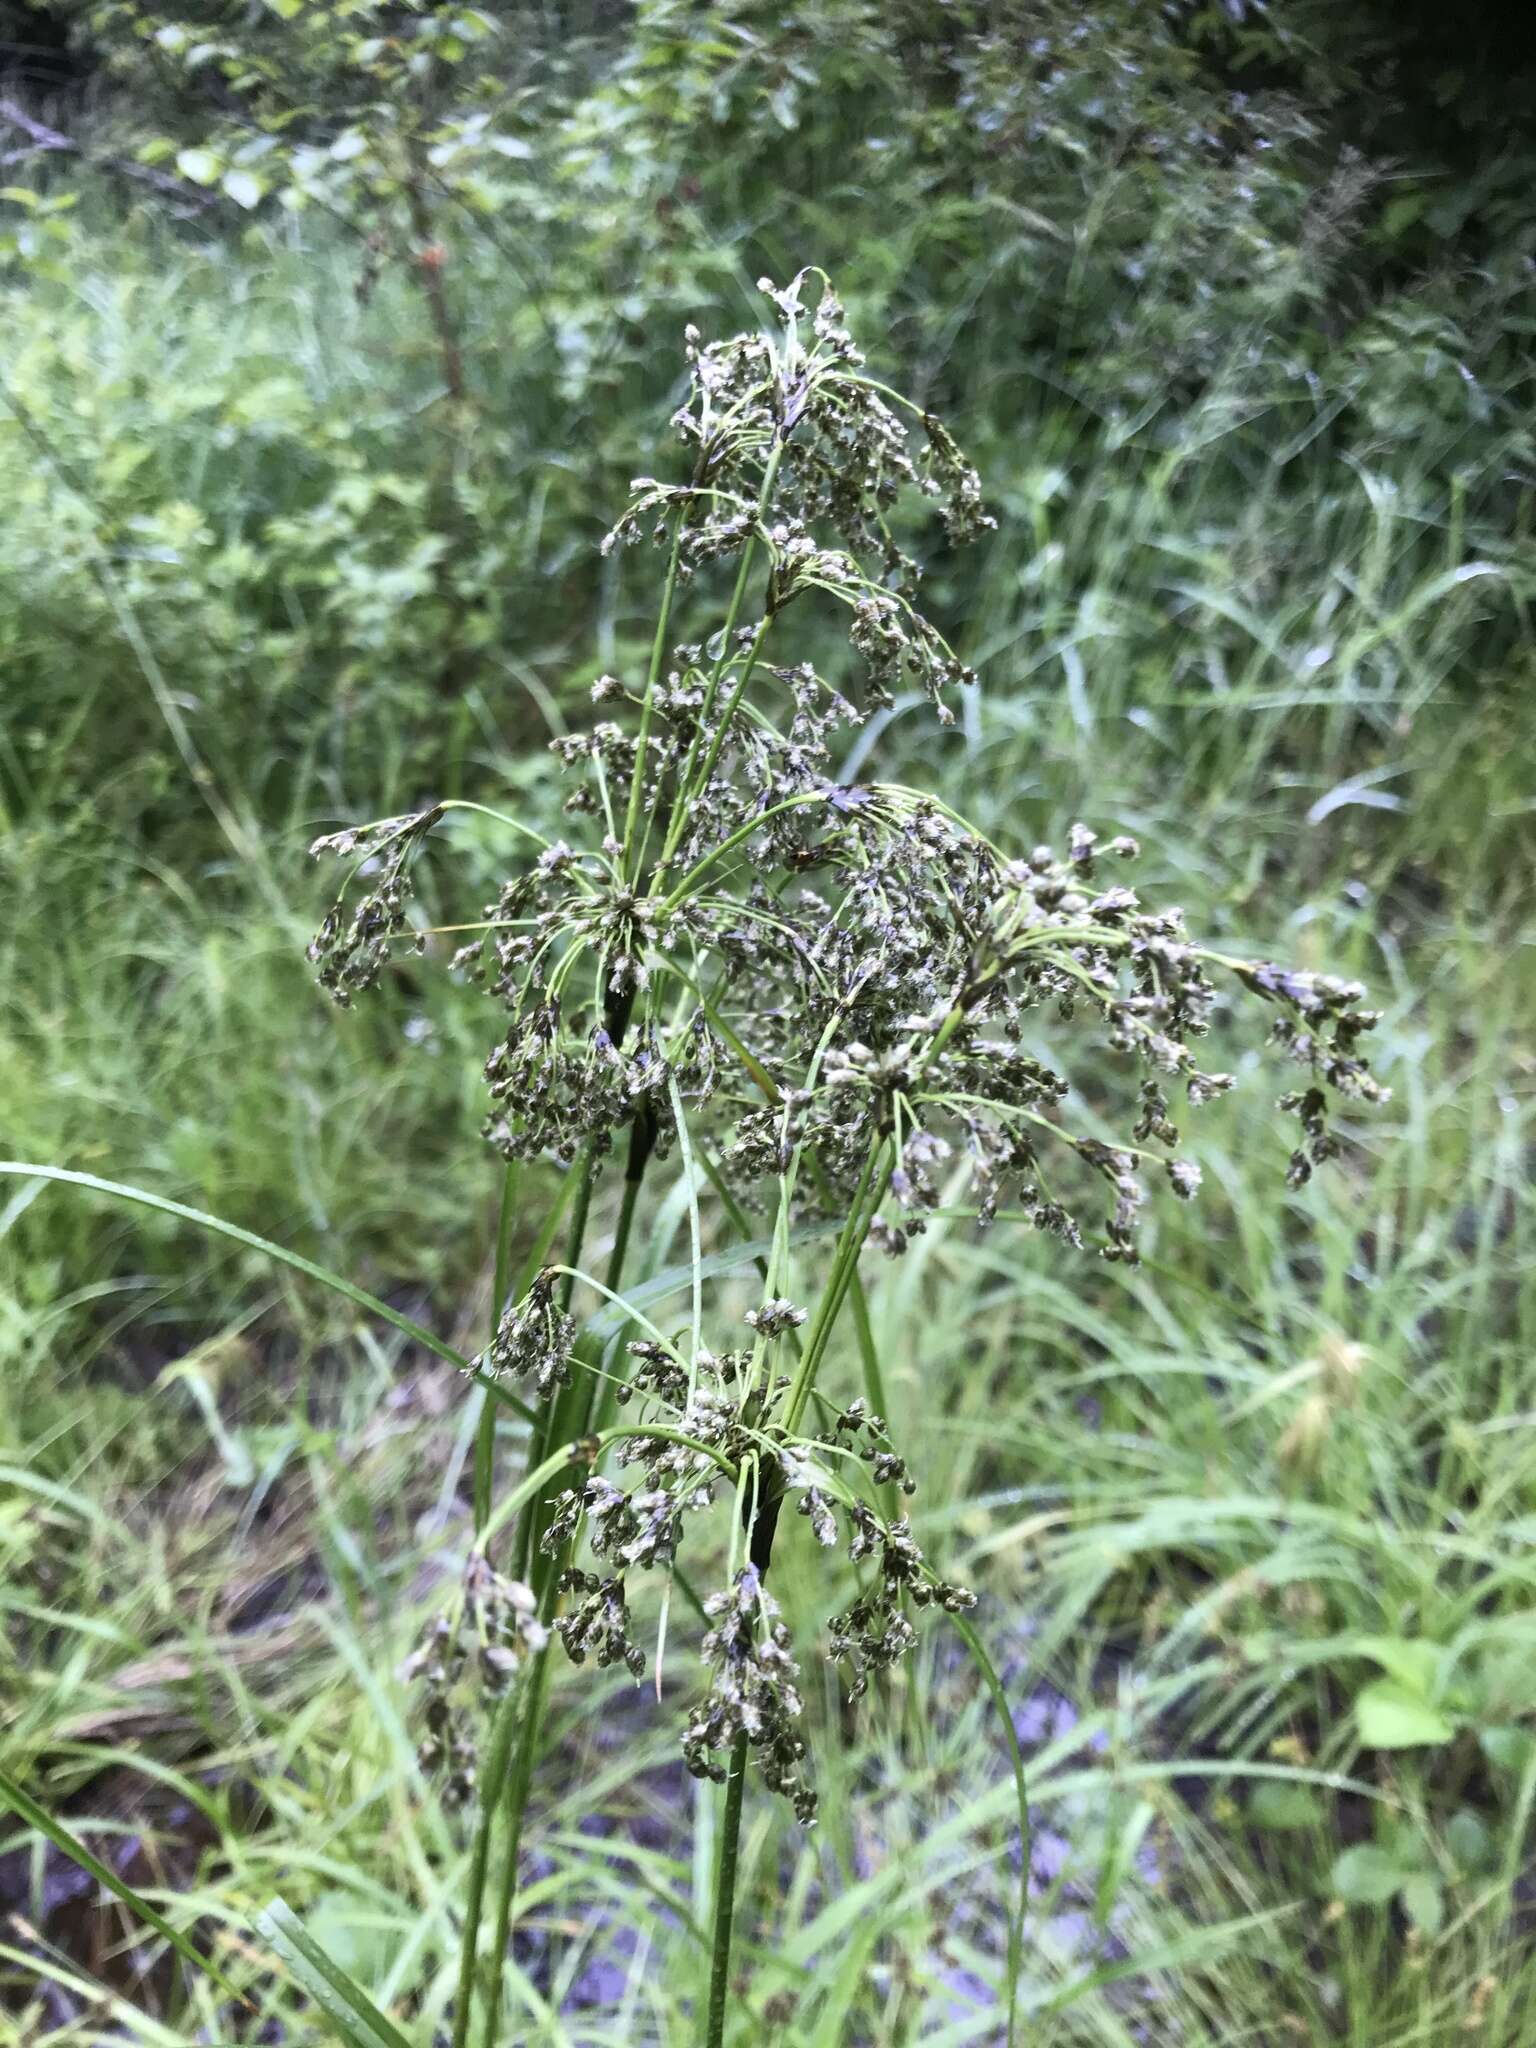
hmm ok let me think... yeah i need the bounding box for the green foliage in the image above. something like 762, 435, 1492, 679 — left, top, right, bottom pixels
3, 3, 1536, 2043
100, 0, 531, 280
1332, 1800, 1500, 1940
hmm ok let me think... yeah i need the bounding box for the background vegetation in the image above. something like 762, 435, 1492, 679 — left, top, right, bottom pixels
2, 2, 1534, 2040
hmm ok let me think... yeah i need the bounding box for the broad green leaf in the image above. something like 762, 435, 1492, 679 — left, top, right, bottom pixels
1481, 1725, 1536, 1776
176, 147, 223, 187
1381, 193, 1428, 240
1250, 1781, 1322, 1831
1446, 1808, 1493, 1874
1353, 1636, 1445, 1696
1332, 1844, 1406, 1906
1400, 1872, 1444, 1936
263, 0, 305, 16
1355, 1680, 1454, 1750
222, 169, 266, 210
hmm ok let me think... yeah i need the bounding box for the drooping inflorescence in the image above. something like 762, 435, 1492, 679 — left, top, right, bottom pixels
401, 1551, 547, 1807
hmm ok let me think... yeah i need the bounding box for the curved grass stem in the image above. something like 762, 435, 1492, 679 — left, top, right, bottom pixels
446, 1425, 730, 2048
656, 444, 784, 875
512, 1140, 601, 1583
455, 1140, 600, 2048
0, 1163, 537, 1424
782, 1139, 892, 1435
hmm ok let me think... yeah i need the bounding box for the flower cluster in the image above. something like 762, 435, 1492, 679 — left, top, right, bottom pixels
401, 1552, 546, 1806
552, 1570, 645, 1679
683, 1565, 816, 1825
306, 807, 442, 1005
479, 1267, 575, 1397
828, 1509, 976, 1703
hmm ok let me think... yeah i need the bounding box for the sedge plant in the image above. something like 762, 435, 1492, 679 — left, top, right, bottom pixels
300, 272, 1387, 2046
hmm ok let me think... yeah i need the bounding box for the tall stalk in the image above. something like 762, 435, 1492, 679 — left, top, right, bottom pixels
475, 1113, 657, 2048
704, 1732, 749, 2048
474, 1644, 552, 2048
655, 444, 783, 876
510, 1140, 600, 1583
452, 1142, 600, 2048
623, 521, 686, 883
474, 1161, 522, 1537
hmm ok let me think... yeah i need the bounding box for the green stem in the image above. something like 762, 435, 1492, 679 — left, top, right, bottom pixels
434, 798, 562, 857
493, 1163, 520, 1334
677, 604, 775, 833
474, 1643, 552, 2048
659, 790, 826, 916
446, 1425, 732, 2048
454, 1144, 599, 2048
583, 1113, 659, 1440
602, 1116, 653, 1332
556, 1149, 601, 1324
475, 1161, 522, 1536
782, 1140, 891, 1435
512, 1141, 601, 1584
624, 520, 686, 882
704, 1732, 750, 2048
449, 1674, 523, 2048
846, 1271, 898, 1522
476, 1117, 656, 2048
800, 1147, 896, 1514
657, 444, 784, 874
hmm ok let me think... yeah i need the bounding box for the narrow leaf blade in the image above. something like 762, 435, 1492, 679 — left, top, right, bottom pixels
253, 1900, 413, 2048
0, 1162, 533, 1421
0, 1766, 248, 2006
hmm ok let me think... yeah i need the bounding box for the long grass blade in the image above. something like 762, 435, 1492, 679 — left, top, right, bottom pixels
0, 1162, 535, 1422
253, 1899, 414, 2048
0, 1764, 250, 2007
